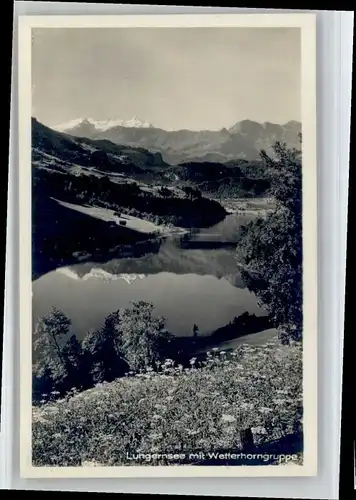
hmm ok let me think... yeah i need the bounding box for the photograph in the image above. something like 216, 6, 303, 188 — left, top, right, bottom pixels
18, 13, 317, 477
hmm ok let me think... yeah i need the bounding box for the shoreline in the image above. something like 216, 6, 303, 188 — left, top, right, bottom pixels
215, 196, 275, 215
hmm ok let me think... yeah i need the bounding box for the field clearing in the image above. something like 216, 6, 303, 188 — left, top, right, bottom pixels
52, 198, 162, 234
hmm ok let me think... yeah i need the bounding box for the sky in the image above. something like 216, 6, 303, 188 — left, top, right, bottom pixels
32, 27, 301, 131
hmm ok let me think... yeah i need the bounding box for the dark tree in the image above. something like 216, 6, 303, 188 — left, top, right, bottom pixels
33, 307, 72, 386
82, 311, 128, 384
61, 334, 84, 391
193, 324, 199, 339
32, 307, 84, 399
181, 185, 203, 201
117, 301, 173, 371
193, 187, 202, 200
159, 186, 172, 197
236, 140, 302, 344
181, 186, 192, 200
90, 150, 110, 169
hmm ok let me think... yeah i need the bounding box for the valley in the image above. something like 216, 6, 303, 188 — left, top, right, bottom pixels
31, 116, 297, 358
31, 117, 278, 279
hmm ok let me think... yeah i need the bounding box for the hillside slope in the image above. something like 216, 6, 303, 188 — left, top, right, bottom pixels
32, 117, 167, 176
32, 194, 153, 279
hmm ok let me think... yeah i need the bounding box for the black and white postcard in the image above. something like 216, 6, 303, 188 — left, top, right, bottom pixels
18, 13, 318, 478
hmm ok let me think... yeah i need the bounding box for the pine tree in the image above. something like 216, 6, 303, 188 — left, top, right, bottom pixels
82, 312, 128, 384
61, 334, 84, 391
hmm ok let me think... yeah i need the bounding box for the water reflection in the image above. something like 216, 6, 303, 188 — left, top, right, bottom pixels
32, 213, 264, 340
66, 237, 245, 288
33, 268, 263, 340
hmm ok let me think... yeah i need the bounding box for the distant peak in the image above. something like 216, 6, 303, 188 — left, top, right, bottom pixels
53, 118, 93, 132
53, 116, 154, 132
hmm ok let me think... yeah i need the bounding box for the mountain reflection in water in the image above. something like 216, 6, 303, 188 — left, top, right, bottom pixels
64, 238, 245, 288
56, 268, 147, 284
32, 214, 265, 339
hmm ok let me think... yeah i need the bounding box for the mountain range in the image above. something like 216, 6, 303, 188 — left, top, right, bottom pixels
49, 117, 301, 164
32, 117, 273, 199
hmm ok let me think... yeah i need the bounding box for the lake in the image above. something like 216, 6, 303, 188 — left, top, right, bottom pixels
32, 213, 266, 340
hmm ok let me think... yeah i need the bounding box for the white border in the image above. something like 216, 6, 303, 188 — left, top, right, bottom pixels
18, 13, 317, 479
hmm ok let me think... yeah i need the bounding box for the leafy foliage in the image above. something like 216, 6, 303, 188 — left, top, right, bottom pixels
117, 301, 173, 372
61, 335, 84, 387
33, 307, 71, 381
33, 302, 174, 402
33, 307, 84, 398
236, 141, 302, 343
81, 314, 128, 386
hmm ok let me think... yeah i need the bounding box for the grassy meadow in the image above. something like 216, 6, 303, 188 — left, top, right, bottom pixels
32, 336, 302, 467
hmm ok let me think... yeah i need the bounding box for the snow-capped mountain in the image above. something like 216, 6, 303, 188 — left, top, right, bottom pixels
53, 116, 153, 133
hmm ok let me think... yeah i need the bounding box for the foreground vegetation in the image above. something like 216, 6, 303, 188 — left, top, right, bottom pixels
31, 138, 304, 466
33, 301, 173, 403
32, 337, 302, 466
236, 139, 302, 343
32, 302, 271, 404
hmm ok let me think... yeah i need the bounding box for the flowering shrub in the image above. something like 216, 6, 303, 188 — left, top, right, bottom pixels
32, 337, 302, 466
